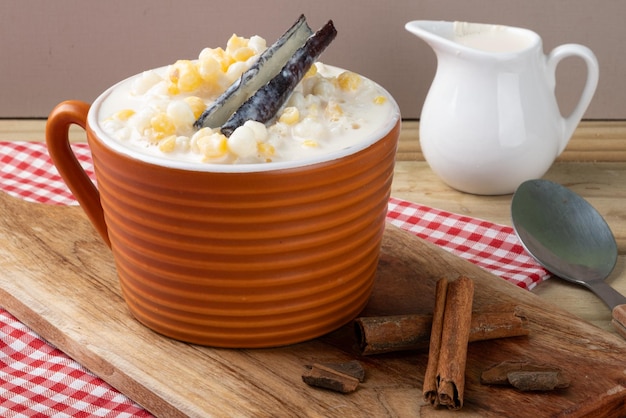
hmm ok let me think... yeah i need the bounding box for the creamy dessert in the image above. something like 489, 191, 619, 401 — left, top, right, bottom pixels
100, 32, 396, 165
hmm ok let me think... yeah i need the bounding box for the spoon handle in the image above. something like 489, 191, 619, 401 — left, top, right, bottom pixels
584, 280, 626, 310
585, 282, 626, 339
613, 305, 626, 339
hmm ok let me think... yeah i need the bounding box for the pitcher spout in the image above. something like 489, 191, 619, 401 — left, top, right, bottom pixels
405, 20, 539, 56
404, 20, 460, 53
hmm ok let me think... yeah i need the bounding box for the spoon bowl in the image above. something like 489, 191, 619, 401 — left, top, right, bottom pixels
511, 179, 626, 337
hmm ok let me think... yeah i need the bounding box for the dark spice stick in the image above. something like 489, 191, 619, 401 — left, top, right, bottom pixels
355, 314, 433, 354
469, 306, 529, 342
355, 307, 528, 355
423, 278, 449, 406
435, 276, 474, 410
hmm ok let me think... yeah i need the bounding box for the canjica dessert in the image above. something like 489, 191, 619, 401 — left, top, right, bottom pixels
99, 16, 396, 165
47, 15, 402, 347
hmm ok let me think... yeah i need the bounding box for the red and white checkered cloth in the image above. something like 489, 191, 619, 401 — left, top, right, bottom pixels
0, 141, 550, 416
0, 142, 95, 206
0, 310, 151, 418
387, 198, 549, 290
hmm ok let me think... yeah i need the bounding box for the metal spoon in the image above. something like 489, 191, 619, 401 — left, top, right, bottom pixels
511, 179, 626, 337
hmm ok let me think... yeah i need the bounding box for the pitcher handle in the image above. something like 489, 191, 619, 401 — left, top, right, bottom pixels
45, 100, 111, 248
546, 44, 599, 154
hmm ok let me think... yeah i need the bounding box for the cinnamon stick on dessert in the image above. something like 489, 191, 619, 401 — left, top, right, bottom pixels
423, 276, 474, 410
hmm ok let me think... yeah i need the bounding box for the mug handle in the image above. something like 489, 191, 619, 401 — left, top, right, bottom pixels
546, 44, 599, 154
45, 100, 111, 248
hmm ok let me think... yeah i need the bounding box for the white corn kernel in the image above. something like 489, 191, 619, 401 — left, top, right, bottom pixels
325, 102, 343, 121
228, 125, 257, 158
184, 96, 207, 119
279, 107, 300, 125
167, 100, 195, 131
337, 71, 362, 91
150, 112, 176, 140
226, 34, 248, 55
258, 142, 275, 161
247, 35, 267, 54
294, 117, 327, 140
191, 128, 228, 159
373, 95, 387, 105
176, 135, 191, 152
225, 61, 248, 83
128, 108, 154, 135
312, 78, 335, 99
243, 120, 268, 142
198, 55, 221, 81
169, 60, 203, 93
232, 46, 255, 62
131, 70, 163, 95
159, 135, 177, 153
110, 109, 135, 122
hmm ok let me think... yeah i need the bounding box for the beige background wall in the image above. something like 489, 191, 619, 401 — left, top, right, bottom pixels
1, 0, 625, 119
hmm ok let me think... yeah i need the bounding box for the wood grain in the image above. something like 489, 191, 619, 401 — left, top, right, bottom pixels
0, 119, 87, 143
1, 191, 625, 417
394, 121, 626, 162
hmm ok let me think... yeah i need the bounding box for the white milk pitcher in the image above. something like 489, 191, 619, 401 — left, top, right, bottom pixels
405, 21, 599, 195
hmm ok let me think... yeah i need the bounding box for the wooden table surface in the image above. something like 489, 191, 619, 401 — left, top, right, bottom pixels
2, 119, 626, 337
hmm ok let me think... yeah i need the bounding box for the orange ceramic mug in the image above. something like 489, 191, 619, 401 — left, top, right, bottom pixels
45, 71, 401, 348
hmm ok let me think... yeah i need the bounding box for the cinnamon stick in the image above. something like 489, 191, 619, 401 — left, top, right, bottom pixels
423, 276, 474, 410
437, 276, 474, 409
469, 306, 529, 342
354, 314, 433, 354
423, 277, 449, 407
354, 306, 528, 355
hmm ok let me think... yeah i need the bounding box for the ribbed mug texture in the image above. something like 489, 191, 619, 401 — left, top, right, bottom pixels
86, 121, 400, 347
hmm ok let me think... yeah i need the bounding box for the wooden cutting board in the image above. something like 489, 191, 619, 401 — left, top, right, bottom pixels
1, 191, 625, 417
